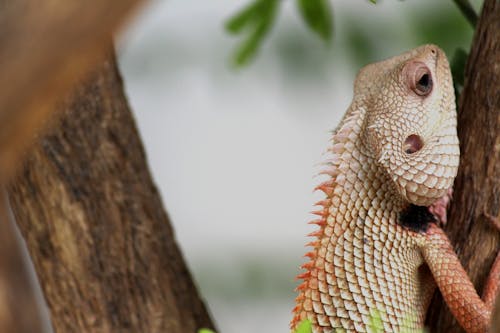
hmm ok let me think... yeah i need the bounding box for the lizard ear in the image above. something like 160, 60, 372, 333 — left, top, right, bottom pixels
403, 134, 424, 154
403, 61, 433, 97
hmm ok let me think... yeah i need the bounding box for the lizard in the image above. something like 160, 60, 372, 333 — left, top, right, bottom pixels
290, 45, 500, 333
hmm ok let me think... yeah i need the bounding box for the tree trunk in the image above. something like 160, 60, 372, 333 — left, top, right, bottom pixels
7, 52, 215, 333
0, 192, 52, 333
426, 0, 500, 331
0, 1, 144, 331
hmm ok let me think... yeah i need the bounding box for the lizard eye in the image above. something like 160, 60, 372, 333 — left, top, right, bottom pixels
404, 62, 433, 96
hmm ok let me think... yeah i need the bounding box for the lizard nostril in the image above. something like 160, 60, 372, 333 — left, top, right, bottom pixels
404, 134, 424, 154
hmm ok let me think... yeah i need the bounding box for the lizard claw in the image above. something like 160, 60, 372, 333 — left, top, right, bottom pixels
428, 188, 453, 226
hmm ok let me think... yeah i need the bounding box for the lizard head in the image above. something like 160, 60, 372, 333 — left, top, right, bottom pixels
359, 45, 460, 206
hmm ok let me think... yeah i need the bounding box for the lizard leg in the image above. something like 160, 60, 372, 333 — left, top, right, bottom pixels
482, 252, 500, 309
419, 223, 493, 333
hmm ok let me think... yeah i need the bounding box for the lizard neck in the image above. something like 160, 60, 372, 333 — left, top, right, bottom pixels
321, 104, 407, 218
291, 106, 422, 330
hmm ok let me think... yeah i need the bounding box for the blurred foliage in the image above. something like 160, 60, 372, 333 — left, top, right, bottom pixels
342, 20, 378, 68
225, 0, 479, 96
273, 27, 331, 83
408, 8, 473, 55
450, 48, 468, 97
366, 310, 426, 333
368, 309, 384, 333
193, 257, 298, 300
296, 0, 333, 42
294, 319, 312, 333
226, 0, 334, 66
452, 0, 478, 26
225, 0, 279, 66
290, 310, 426, 332
198, 329, 216, 333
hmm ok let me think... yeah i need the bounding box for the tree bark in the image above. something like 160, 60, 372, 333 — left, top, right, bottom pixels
0, 0, 142, 182
0, 192, 52, 333
426, 0, 500, 331
7, 53, 215, 333
0, 2, 144, 332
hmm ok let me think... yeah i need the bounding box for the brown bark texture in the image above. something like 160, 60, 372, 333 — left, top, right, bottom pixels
0, 1, 143, 332
0, 192, 52, 333
7, 56, 215, 333
0, 0, 142, 182
426, 0, 500, 331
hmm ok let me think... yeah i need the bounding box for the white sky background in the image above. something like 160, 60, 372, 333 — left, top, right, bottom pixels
116, 1, 476, 331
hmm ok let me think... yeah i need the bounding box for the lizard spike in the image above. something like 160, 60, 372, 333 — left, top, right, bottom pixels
295, 281, 309, 291
305, 241, 319, 247
308, 219, 326, 226
295, 294, 305, 302
290, 315, 302, 331
314, 181, 335, 196
332, 128, 350, 142
307, 230, 322, 238
300, 261, 315, 270
318, 168, 339, 177
320, 179, 335, 186
324, 156, 341, 165
314, 200, 330, 208
315, 185, 334, 196
310, 210, 327, 217
304, 252, 316, 259
329, 143, 344, 154
296, 272, 311, 280
378, 149, 389, 164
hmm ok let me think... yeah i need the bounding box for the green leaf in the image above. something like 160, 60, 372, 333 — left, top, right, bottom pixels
296, 0, 333, 41
233, 23, 266, 66
225, 1, 260, 34
369, 0, 377, 3
294, 319, 312, 333
225, 0, 280, 66
198, 329, 216, 333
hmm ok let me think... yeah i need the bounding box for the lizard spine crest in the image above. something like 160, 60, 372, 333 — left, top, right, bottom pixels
291, 107, 362, 329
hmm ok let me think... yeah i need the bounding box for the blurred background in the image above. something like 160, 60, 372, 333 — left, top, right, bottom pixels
116, 1, 480, 331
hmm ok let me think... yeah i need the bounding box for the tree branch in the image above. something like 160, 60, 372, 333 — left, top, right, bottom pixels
426, 0, 500, 331
452, 0, 478, 27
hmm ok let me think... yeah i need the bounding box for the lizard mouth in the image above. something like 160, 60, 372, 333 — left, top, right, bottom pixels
403, 134, 424, 154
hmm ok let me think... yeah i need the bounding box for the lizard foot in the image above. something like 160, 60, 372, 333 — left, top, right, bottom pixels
428, 188, 453, 226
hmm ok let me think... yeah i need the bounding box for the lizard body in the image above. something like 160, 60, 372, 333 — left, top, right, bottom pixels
291, 45, 499, 332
